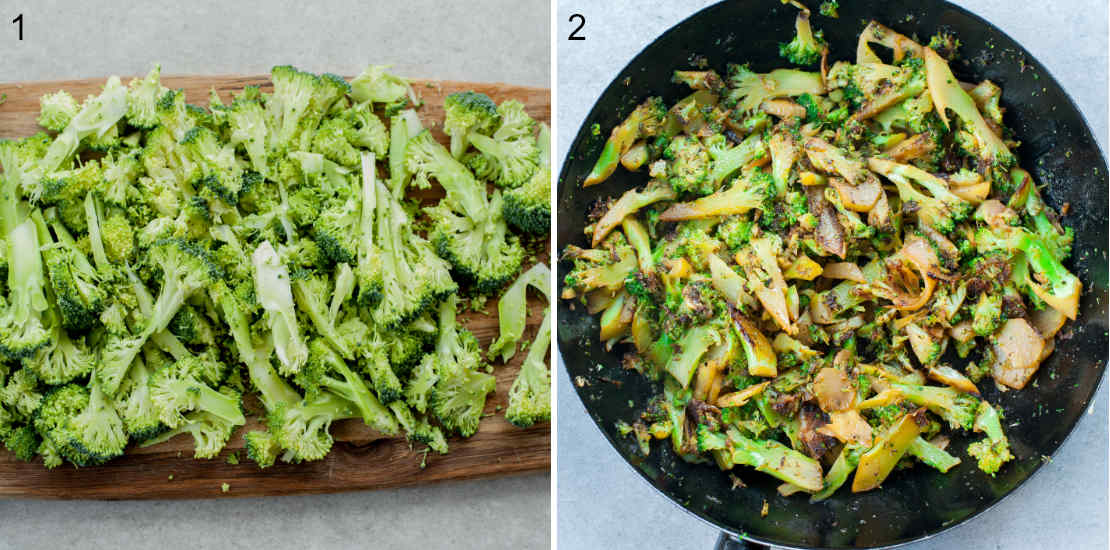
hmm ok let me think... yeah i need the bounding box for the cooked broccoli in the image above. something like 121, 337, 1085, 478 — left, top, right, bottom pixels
779, 9, 826, 66
966, 401, 1013, 475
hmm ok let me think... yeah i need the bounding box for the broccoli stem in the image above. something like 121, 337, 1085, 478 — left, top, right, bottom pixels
810, 446, 861, 502
907, 436, 961, 473
728, 429, 824, 492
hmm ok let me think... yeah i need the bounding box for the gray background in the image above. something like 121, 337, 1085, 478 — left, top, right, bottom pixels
0, 1, 549, 549
556, 1, 1108, 549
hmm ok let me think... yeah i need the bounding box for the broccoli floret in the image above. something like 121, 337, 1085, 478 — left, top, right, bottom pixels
971, 293, 1003, 337
126, 65, 168, 129
430, 296, 496, 437
180, 126, 243, 205
345, 102, 389, 156
349, 65, 413, 106
42, 215, 105, 332
312, 198, 359, 265
663, 135, 712, 196
269, 390, 361, 463
890, 383, 979, 430
97, 237, 222, 394
167, 303, 216, 347
503, 123, 551, 234
869, 158, 971, 234
409, 131, 524, 294
38, 90, 80, 133
443, 91, 500, 158
967, 401, 1014, 475
100, 213, 135, 262
141, 407, 237, 459
779, 10, 825, 66
149, 355, 245, 429
1, 368, 42, 419
819, 1, 839, 17
34, 382, 127, 466
975, 225, 1082, 320
297, 338, 399, 434
356, 152, 457, 327
505, 309, 551, 428
4, 424, 39, 462
464, 100, 539, 188
389, 400, 448, 454
312, 117, 361, 168
113, 351, 164, 442
405, 353, 439, 414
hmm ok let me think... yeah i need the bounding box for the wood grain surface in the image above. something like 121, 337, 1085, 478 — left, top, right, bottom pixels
0, 74, 551, 499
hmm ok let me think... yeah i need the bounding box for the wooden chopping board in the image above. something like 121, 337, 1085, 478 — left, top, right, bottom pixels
0, 74, 551, 499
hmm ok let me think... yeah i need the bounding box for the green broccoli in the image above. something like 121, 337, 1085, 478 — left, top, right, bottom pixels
430, 296, 496, 437
779, 9, 826, 66
505, 309, 551, 428
410, 131, 525, 294
38, 90, 80, 133
443, 91, 500, 158
503, 123, 551, 234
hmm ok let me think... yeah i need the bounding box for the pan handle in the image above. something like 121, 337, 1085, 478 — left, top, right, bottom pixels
715, 532, 771, 550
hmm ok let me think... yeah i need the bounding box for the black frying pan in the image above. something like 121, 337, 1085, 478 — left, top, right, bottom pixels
556, 1, 1108, 548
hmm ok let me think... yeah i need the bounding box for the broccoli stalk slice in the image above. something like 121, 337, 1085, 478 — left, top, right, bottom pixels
489, 263, 550, 362
665, 324, 718, 388
727, 428, 824, 492
292, 272, 352, 359
505, 308, 552, 428
388, 110, 424, 197
252, 241, 309, 375
725, 66, 825, 113
584, 97, 667, 187
907, 436, 961, 472
0, 219, 50, 360
0, 220, 51, 362
889, 382, 979, 430
925, 48, 1013, 169
810, 445, 862, 502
